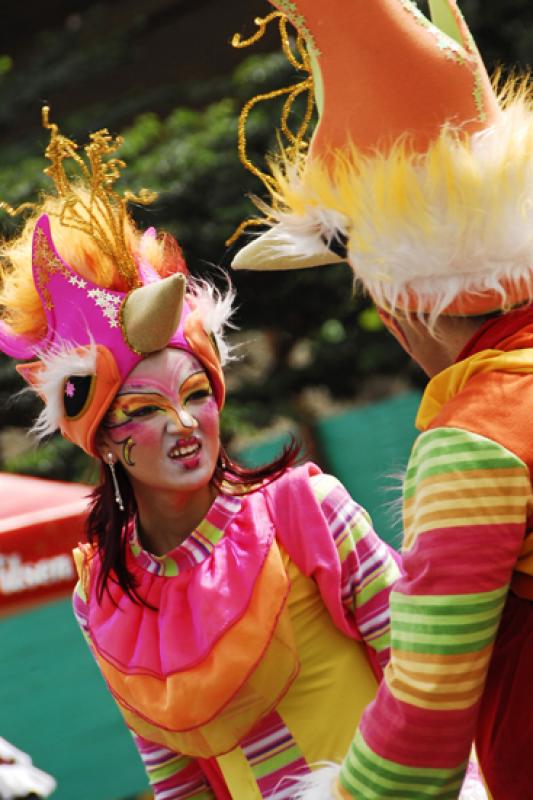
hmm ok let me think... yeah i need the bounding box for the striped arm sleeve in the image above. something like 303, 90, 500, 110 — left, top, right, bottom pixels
132, 734, 215, 800
310, 472, 401, 670
338, 427, 531, 799
72, 584, 215, 799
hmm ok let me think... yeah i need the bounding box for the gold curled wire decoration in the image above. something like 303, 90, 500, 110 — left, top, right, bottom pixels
0, 199, 38, 217
41, 106, 156, 288
0, 107, 157, 290
226, 11, 315, 246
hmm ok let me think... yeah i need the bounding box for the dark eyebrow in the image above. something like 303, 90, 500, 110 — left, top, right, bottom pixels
115, 388, 165, 398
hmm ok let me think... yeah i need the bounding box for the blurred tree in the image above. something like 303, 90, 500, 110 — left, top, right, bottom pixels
0, 0, 530, 480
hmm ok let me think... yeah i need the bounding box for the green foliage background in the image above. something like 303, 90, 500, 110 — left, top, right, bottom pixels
0, 0, 530, 481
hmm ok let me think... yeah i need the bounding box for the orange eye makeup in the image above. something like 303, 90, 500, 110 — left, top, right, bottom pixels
103, 392, 171, 429
104, 371, 213, 430
180, 372, 213, 406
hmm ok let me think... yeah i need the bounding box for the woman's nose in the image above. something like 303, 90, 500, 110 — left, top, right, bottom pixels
166, 404, 198, 434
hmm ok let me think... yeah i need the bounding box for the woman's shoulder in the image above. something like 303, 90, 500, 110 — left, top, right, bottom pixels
264, 461, 346, 505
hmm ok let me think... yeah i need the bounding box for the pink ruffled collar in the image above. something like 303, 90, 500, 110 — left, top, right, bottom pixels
129, 491, 244, 577
87, 486, 279, 676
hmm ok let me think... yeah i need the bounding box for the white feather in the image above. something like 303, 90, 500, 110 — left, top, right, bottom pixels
272, 763, 341, 799
459, 779, 489, 800
458, 757, 489, 800
29, 342, 97, 439
187, 278, 237, 366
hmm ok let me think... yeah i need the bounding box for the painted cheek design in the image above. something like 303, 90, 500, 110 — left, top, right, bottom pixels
122, 436, 135, 466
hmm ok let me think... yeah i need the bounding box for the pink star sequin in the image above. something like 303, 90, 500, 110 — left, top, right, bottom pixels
65, 380, 76, 398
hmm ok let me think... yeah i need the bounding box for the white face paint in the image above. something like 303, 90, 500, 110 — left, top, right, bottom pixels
102, 348, 220, 495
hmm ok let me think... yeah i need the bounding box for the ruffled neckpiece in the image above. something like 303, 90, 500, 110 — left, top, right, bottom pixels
128, 491, 244, 577
80, 484, 299, 757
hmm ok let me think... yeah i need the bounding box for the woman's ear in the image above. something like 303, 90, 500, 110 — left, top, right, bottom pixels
94, 429, 112, 463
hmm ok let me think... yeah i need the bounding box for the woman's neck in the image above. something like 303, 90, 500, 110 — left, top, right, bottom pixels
132, 481, 217, 556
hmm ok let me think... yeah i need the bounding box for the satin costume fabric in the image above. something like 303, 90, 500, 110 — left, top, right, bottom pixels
73, 464, 401, 798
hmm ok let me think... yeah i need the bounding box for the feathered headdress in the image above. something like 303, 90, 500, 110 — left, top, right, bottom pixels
231, 0, 533, 320
0, 109, 234, 455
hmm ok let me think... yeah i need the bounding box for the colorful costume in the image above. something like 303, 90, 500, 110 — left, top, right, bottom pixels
73, 464, 399, 798
0, 113, 402, 798
230, 1, 533, 798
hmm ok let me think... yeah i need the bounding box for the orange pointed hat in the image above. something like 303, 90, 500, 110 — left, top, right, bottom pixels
232, 0, 533, 319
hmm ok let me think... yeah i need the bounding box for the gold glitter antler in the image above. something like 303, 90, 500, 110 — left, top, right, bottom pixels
226, 11, 315, 245
41, 106, 156, 288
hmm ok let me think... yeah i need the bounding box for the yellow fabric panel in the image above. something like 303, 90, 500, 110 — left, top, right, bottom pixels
217, 749, 263, 800
215, 551, 380, 796
275, 554, 378, 765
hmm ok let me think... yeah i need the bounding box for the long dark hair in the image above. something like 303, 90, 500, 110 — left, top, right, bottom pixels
86, 439, 301, 605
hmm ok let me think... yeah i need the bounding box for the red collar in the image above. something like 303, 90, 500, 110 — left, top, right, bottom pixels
457, 305, 533, 361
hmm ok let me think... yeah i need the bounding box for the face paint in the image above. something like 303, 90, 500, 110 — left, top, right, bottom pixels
101, 349, 220, 496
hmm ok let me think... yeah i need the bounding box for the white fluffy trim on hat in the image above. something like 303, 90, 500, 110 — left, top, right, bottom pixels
235, 86, 533, 321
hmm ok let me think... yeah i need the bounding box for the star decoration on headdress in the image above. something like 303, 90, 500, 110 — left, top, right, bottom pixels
88, 288, 122, 328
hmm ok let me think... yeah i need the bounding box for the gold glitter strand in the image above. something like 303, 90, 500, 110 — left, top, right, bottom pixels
0, 106, 157, 290
225, 218, 271, 248
231, 11, 284, 49
41, 107, 158, 288
226, 13, 315, 246
0, 200, 37, 217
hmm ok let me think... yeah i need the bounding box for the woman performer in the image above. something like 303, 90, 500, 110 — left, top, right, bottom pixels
0, 110, 401, 799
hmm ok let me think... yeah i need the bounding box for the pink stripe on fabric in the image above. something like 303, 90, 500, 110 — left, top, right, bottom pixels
401, 522, 526, 596
360, 688, 479, 769
241, 710, 309, 797
266, 464, 364, 642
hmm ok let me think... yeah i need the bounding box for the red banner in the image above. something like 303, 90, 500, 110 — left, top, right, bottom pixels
0, 473, 91, 615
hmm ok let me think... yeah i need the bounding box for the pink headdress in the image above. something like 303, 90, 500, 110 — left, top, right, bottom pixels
0, 111, 234, 456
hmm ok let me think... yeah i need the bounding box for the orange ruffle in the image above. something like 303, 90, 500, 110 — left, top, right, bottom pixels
117, 602, 298, 758
93, 540, 300, 758
95, 541, 290, 728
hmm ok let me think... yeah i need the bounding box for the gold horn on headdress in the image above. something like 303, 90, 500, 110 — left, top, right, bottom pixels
120, 274, 186, 356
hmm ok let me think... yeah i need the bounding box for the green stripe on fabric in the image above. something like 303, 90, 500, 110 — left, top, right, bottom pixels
309, 472, 339, 503
148, 754, 188, 782
391, 591, 506, 651
338, 517, 373, 562
391, 631, 497, 655
393, 603, 501, 626
393, 614, 500, 638
408, 427, 518, 462
194, 518, 225, 546
404, 429, 527, 497
162, 558, 178, 577
367, 632, 390, 653
339, 730, 465, 798
356, 561, 400, 607
391, 585, 508, 609
405, 456, 521, 494
408, 440, 517, 467
250, 743, 303, 779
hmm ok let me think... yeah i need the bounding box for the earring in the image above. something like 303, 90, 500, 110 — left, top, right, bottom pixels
106, 452, 124, 511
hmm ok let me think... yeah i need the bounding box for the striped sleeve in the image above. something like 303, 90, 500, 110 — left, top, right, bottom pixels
338, 427, 531, 798
72, 583, 215, 799
310, 472, 401, 670
132, 734, 215, 800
